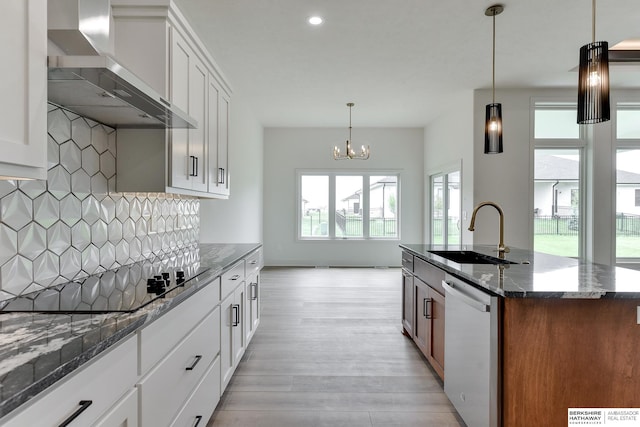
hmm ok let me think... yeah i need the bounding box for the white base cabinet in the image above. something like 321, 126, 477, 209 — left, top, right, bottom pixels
93, 388, 138, 427
220, 283, 245, 391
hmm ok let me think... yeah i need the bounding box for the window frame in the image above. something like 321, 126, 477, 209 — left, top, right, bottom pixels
296, 169, 401, 241
530, 98, 587, 259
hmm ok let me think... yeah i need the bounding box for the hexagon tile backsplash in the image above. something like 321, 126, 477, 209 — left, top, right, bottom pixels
0, 105, 199, 300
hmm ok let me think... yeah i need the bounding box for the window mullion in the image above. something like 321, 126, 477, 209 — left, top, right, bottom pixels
328, 174, 336, 239
363, 175, 370, 239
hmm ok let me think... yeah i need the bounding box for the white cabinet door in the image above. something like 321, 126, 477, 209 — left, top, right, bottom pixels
245, 274, 260, 343
188, 56, 208, 192
0, 0, 47, 180
217, 93, 230, 196
169, 28, 191, 190
207, 76, 220, 193
220, 283, 245, 391
233, 284, 246, 367
93, 388, 138, 427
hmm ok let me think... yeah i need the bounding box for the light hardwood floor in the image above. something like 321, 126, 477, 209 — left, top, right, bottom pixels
207, 267, 464, 427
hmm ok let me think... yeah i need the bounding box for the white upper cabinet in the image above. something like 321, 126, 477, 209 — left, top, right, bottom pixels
112, 0, 232, 198
0, 0, 47, 180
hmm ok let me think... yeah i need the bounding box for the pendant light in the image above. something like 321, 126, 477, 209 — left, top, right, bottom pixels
577, 0, 610, 124
333, 103, 370, 160
484, 5, 504, 154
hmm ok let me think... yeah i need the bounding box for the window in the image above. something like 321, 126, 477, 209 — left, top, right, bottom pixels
533, 148, 582, 258
534, 103, 581, 140
430, 169, 461, 245
616, 103, 640, 139
616, 149, 640, 259
298, 171, 399, 240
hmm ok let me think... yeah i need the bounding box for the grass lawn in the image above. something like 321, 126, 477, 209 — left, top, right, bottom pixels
535, 235, 640, 258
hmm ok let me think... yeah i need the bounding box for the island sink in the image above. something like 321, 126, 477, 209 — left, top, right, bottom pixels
428, 250, 517, 265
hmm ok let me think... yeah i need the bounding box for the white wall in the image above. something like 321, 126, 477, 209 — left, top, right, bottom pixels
424, 90, 474, 244
263, 127, 424, 267
199, 95, 264, 243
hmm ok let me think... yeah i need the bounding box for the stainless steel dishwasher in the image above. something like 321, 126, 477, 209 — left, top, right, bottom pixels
442, 274, 500, 427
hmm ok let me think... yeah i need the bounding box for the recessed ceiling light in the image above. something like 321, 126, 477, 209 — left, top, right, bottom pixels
308, 16, 323, 26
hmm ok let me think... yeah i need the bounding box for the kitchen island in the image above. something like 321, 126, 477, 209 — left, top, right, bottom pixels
401, 244, 640, 427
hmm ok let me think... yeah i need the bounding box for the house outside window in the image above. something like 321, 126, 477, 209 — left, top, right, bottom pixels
298, 171, 399, 240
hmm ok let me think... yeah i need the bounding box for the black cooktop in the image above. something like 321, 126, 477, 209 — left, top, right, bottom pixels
0, 247, 204, 314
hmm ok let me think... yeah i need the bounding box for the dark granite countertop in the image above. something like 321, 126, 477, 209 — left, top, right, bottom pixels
400, 244, 640, 299
0, 243, 261, 419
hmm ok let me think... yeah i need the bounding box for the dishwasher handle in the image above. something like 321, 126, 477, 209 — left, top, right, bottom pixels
442, 280, 490, 313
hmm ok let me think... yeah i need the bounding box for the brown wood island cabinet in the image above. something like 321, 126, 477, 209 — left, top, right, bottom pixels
401, 244, 640, 427
401, 250, 445, 380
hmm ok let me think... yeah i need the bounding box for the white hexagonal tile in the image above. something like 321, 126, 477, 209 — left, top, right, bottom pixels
0, 180, 17, 199
115, 240, 129, 265
71, 221, 91, 251
18, 180, 47, 199
108, 219, 123, 243
100, 151, 116, 178
129, 198, 142, 221
92, 125, 109, 154
152, 233, 162, 253
165, 217, 174, 232
140, 236, 152, 258
59, 140, 82, 173
100, 242, 115, 269
71, 117, 91, 149
48, 109, 71, 143
115, 196, 129, 222
91, 220, 108, 248
81, 244, 100, 274
0, 224, 18, 266
33, 193, 60, 229
47, 221, 71, 255
59, 194, 81, 226
33, 251, 59, 287
47, 165, 71, 200
17, 223, 46, 261
156, 217, 166, 233
129, 238, 142, 261
122, 218, 135, 242
135, 218, 147, 237
108, 176, 116, 193
81, 276, 100, 304
48, 135, 60, 170
91, 173, 108, 198
81, 196, 101, 225
0, 191, 33, 231
60, 247, 81, 279
59, 281, 81, 310
99, 270, 116, 297
100, 196, 115, 223
107, 129, 116, 156
0, 255, 33, 295
81, 147, 100, 176
71, 169, 91, 200
62, 109, 80, 121
115, 267, 129, 290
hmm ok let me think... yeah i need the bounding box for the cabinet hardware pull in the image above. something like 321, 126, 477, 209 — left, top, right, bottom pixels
189, 156, 197, 177
249, 260, 257, 265
219, 167, 225, 184
58, 400, 93, 427
159, 97, 171, 106
185, 355, 203, 371
424, 298, 433, 319
193, 415, 203, 427
232, 304, 240, 326
230, 274, 240, 281
194, 156, 198, 177
251, 282, 258, 300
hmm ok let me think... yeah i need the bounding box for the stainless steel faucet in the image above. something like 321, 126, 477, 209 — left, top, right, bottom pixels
468, 201, 510, 258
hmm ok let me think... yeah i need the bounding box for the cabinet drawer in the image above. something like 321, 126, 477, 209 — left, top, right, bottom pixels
414, 257, 445, 294
221, 260, 245, 299
401, 251, 414, 271
170, 356, 221, 427
139, 279, 220, 374
1, 335, 137, 427
246, 248, 263, 278
139, 306, 221, 427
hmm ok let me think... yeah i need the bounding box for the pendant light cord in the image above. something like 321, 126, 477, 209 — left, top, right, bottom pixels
592, 0, 596, 43
492, 13, 496, 104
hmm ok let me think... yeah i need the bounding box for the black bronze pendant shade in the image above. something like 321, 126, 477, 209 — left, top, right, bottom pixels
484, 5, 504, 154
577, 0, 610, 124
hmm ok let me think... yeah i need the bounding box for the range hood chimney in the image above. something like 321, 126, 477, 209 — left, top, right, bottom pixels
47, 0, 196, 129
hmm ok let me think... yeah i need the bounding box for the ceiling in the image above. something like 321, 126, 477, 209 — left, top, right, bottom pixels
174, 0, 640, 127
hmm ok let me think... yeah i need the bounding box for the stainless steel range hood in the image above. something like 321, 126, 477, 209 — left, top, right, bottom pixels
47, 0, 196, 129
48, 55, 196, 129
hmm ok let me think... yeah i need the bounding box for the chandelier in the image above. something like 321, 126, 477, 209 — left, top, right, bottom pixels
333, 103, 370, 160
